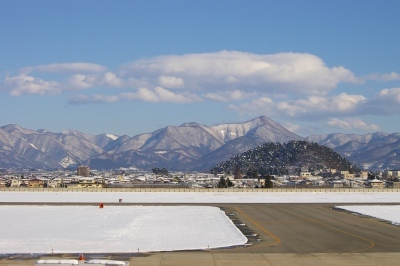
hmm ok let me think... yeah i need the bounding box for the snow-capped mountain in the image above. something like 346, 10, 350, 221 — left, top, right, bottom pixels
0, 125, 118, 169
0, 116, 302, 170
1, 117, 399, 171
306, 133, 400, 169
89, 116, 303, 170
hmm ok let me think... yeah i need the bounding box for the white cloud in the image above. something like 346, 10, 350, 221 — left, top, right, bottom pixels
101, 72, 125, 87
157, 75, 184, 89
4, 74, 61, 96
67, 72, 125, 89
327, 118, 352, 130
230, 93, 366, 117
376, 87, 400, 102
327, 118, 380, 131
281, 122, 301, 133
121, 87, 198, 103
68, 74, 97, 89
363, 88, 400, 115
380, 72, 400, 81
360, 72, 400, 82
203, 90, 256, 102
4, 51, 399, 122
2, 62, 124, 96
228, 97, 274, 114
121, 51, 357, 95
70, 87, 200, 104
283, 93, 367, 116
2, 51, 359, 105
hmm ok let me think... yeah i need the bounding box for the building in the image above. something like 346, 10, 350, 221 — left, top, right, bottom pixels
300, 172, 312, 178
359, 171, 369, 178
28, 178, 45, 188
329, 180, 345, 188
341, 171, 355, 179
369, 179, 384, 188
67, 177, 103, 188
77, 166, 90, 177
388, 170, 400, 178
393, 182, 400, 188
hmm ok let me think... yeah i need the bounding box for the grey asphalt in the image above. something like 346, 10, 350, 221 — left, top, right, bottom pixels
219, 203, 400, 253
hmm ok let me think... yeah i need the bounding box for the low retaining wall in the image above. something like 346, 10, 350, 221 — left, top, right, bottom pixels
1, 187, 400, 192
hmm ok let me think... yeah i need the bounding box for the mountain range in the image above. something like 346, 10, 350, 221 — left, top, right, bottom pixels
0, 116, 399, 171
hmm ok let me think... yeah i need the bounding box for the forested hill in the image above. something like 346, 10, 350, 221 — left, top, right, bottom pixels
211, 140, 359, 176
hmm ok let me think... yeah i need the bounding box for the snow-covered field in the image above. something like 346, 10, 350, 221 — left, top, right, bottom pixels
2, 192, 400, 254
336, 205, 400, 225
2, 191, 400, 203
0, 205, 247, 254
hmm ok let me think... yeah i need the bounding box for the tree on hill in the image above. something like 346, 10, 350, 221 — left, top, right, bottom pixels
234, 165, 242, 179
217, 176, 234, 188
226, 177, 234, 187
210, 140, 359, 176
217, 176, 227, 188
152, 167, 169, 176
264, 174, 273, 188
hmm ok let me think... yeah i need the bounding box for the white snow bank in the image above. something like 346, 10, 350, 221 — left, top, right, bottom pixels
336, 205, 400, 225
35, 260, 78, 264
87, 260, 127, 265
2, 191, 400, 203
0, 206, 246, 254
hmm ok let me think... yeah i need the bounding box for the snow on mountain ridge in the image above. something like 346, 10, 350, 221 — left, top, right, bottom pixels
60, 156, 76, 168
2, 116, 397, 170
106, 134, 119, 140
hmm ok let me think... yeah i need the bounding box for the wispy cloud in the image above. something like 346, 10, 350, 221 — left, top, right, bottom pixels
359, 71, 400, 82
362, 88, 400, 115
4, 74, 61, 96
203, 90, 256, 102
327, 118, 380, 131
67, 72, 125, 89
68, 94, 120, 104
69, 87, 200, 105
20, 63, 107, 74
121, 87, 199, 103
229, 93, 367, 118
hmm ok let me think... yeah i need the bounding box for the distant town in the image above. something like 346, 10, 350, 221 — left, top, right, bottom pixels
1, 165, 400, 189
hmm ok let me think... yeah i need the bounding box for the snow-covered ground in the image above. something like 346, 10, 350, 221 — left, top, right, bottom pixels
0, 205, 247, 254
336, 205, 400, 225
1, 191, 400, 203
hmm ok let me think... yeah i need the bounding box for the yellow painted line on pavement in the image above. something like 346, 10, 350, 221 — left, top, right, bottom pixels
233, 206, 281, 246
319, 205, 400, 250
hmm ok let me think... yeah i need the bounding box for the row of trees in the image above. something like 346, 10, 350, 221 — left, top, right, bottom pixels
152, 167, 169, 176
217, 175, 273, 188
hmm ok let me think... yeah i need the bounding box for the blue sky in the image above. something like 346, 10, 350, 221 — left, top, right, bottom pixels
1, 0, 399, 137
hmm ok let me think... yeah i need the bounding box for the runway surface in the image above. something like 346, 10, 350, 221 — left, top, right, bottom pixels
218, 203, 400, 253
2, 203, 400, 265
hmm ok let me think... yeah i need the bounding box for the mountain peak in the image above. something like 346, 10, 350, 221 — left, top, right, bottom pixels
1, 117, 397, 171
61, 129, 78, 135
180, 122, 200, 127
1, 124, 35, 135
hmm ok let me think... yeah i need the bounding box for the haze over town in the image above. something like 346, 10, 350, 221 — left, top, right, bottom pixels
1, 1, 399, 137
